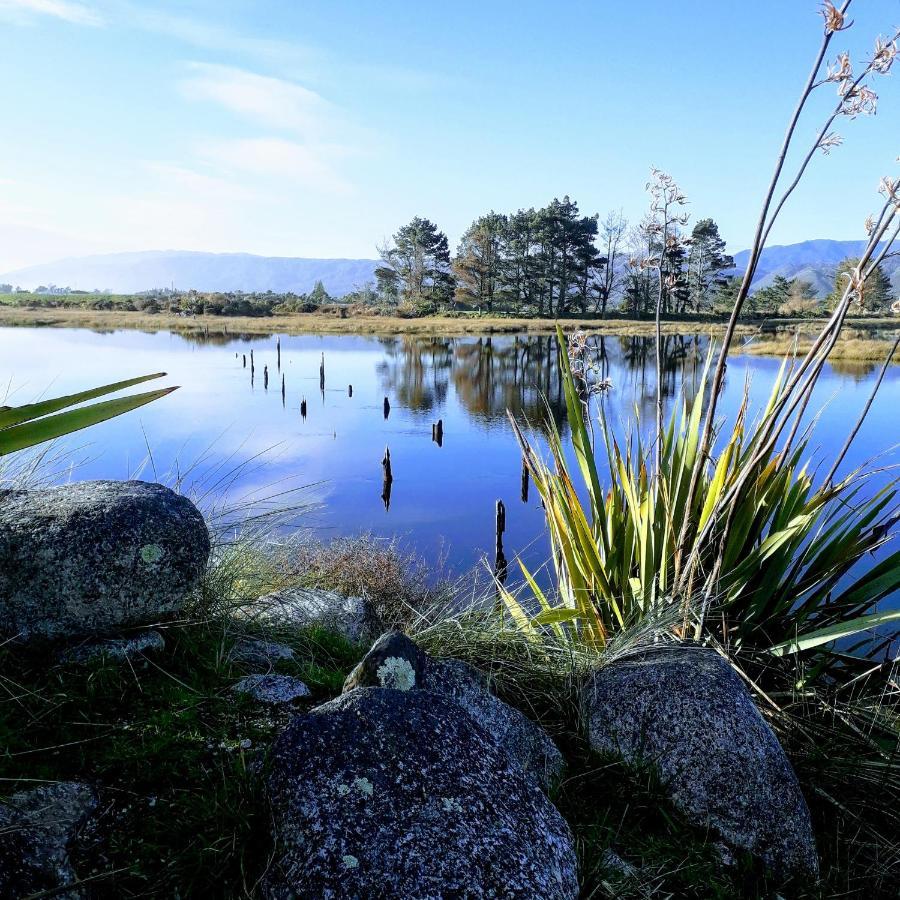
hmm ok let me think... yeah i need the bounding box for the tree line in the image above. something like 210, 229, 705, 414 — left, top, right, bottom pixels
374, 182, 897, 318
374, 196, 736, 318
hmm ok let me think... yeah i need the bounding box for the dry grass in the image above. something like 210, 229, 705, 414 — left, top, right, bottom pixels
735, 333, 900, 364
279, 533, 459, 630
0, 305, 756, 337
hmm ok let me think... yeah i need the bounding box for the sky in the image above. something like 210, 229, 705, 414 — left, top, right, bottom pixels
1, 0, 899, 271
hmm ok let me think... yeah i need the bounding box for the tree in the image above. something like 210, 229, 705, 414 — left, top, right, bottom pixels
687, 219, 734, 313
308, 280, 332, 305
453, 212, 507, 311
595, 210, 627, 317
825, 256, 893, 312
712, 275, 742, 315
376, 217, 455, 309
779, 279, 820, 317
748, 274, 792, 317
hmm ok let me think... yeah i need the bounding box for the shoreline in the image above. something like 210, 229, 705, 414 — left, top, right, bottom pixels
0, 305, 897, 339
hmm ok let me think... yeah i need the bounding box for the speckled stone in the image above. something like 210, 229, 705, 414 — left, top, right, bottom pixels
0, 781, 97, 898
583, 645, 818, 880
422, 657, 565, 792
252, 587, 380, 644
343, 634, 565, 792
264, 688, 579, 899
233, 674, 311, 705
58, 629, 165, 665
342, 630, 426, 692
228, 637, 296, 669
0, 481, 209, 641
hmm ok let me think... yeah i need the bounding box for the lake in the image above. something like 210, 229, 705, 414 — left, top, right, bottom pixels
2, 325, 899, 588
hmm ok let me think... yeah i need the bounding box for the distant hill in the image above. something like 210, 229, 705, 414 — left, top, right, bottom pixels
2, 240, 898, 299
0, 250, 380, 296
730, 239, 900, 296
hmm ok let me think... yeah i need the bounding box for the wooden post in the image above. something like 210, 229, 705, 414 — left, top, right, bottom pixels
277, 338, 281, 370
520, 456, 529, 503
494, 499, 508, 586
383, 396, 391, 420
264, 365, 269, 390
319, 353, 325, 391
300, 398, 307, 419
436, 418, 443, 447
348, 384, 353, 397
381, 446, 393, 511
281, 373, 286, 404
242, 354, 246, 368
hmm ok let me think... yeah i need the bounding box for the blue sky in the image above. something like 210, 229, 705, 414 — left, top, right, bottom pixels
1, 0, 899, 270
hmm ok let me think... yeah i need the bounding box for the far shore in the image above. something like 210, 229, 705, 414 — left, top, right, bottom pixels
2, 304, 898, 334
0, 306, 897, 362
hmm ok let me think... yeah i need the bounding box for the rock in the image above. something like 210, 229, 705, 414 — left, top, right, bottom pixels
344, 633, 564, 792
58, 629, 165, 665
264, 688, 578, 899
233, 674, 311, 705
423, 657, 565, 792
0, 781, 97, 898
0, 481, 210, 641
228, 637, 296, 669
600, 848, 639, 881
253, 587, 380, 644
342, 629, 426, 692
583, 645, 818, 880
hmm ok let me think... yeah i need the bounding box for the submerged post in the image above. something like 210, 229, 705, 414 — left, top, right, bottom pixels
264, 365, 269, 390
320, 353, 325, 391
348, 384, 353, 397
277, 338, 281, 370
281, 373, 286, 404
435, 418, 443, 447
242, 354, 246, 368
300, 397, 307, 419
383, 396, 391, 420
494, 499, 508, 587
520, 457, 529, 503
381, 446, 393, 511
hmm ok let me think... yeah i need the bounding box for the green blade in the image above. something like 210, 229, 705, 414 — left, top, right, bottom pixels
0, 373, 168, 430
0, 387, 178, 456
769, 608, 900, 657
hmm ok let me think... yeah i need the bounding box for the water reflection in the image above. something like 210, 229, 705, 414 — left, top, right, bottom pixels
2, 325, 896, 584
376, 333, 713, 433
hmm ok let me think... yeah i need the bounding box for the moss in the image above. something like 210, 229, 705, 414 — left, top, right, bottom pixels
0, 617, 363, 897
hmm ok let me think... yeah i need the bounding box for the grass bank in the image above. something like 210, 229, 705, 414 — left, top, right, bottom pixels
0, 305, 746, 336
0, 305, 896, 355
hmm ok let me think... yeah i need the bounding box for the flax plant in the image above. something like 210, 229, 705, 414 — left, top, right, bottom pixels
502, 1, 900, 665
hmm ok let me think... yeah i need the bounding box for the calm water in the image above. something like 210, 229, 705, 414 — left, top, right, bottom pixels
2, 326, 899, 587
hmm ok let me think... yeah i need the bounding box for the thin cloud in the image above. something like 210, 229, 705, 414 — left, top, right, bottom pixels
179, 63, 333, 139
0, 0, 103, 26
197, 137, 351, 194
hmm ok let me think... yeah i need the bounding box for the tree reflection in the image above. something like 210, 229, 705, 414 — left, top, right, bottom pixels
376, 331, 716, 437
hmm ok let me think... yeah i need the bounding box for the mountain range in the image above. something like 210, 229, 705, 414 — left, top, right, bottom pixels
0, 251, 380, 297
729, 239, 900, 295
0, 240, 897, 297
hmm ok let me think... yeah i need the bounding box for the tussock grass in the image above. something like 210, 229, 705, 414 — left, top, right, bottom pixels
737, 334, 900, 364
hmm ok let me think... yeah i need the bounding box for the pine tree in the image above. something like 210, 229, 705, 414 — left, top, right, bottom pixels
825, 257, 893, 312
687, 219, 734, 313
377, 217, 455, 309
453, 213, 507, 311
